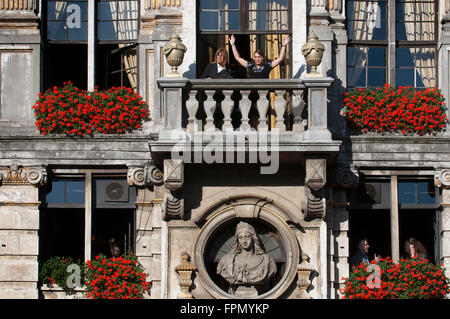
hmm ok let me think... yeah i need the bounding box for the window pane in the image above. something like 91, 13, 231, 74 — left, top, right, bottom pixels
396, 68, 414, 87
117, 20, 138, 40
347, 1, 386, 41
97, 21, 117, 40
48, 2, 67, 20
398, 182, 416, 204
66, 180, 85, 204
98, 1, 117, 20
222, 0, 239, 10
417, 181, 435, 204
248, 0, 289, 31
396, 48, 415, 67
396, 1, 435, 41
367, 68, 385, 87
200, 11, 219, 30
47, 21, 67, 40
348, 67, 366, 87
200, 0, 219, 9
68, 21, 87, 41
348, 46, 367, 67
367, 47, 385, 67
223, 11, 240, 31
46, 180, 65, 203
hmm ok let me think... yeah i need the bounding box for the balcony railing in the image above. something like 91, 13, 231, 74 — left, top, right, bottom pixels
151, 77, 339, 153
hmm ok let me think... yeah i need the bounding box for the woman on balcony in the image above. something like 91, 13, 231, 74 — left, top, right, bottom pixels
229, 34, 291, 79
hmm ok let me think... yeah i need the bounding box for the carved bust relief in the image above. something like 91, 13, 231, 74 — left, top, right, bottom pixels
216, 222, 277, 296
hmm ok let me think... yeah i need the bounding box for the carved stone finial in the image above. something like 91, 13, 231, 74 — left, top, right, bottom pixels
175, 252, 196, 299
0, 164, 47, 187
296, 253, 314, 299
163, 34, 187, 77
301, 32, 325, 77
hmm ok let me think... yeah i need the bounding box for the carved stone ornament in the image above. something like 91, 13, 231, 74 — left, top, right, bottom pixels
164, 159, 184, 191
163, 34, 187, 77
127, 163, 163, 188
175, 252, 197, 299
296, 253, 314, 299
162, 192, 184, 221
435, 169, 450, 189
304, 159, 326, 220
301, 32, 325, 76
216, 221, 277, 297
0, 164, 47, 187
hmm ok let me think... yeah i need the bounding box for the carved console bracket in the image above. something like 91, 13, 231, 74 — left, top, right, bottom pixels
127, 162, 164, 188
304, 158, 326, 220
296, 253, 315, 299
162, 159, 185, 221
175, 251, 197, 299
435, 168, 450, 190
0, 164, 47, 187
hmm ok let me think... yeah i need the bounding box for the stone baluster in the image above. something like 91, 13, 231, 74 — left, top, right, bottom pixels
292, 90, 306, 132
274, 90, 287, 131
221, 90, 234, 131
238, 90, 252, 131
204, 90, 216, 132
256, 90, 269, 131
185, 90, 199, 132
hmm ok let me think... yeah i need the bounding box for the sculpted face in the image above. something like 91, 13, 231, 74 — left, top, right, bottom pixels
238, 231, 253, 251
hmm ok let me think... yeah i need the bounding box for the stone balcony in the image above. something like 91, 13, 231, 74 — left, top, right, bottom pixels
149, 77, 342, 159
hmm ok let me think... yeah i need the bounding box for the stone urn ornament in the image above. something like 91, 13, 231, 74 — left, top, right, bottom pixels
301, 32, 325, 77
163, 34, 187, 77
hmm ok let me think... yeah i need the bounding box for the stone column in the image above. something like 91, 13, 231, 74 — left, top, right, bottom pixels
127, 163, 164, 298
435, 169, 450, 277
0, 164, 46, 299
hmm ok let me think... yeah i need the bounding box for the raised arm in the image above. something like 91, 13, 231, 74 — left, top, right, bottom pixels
271, 35, 291, 68
229, 35, 248, 68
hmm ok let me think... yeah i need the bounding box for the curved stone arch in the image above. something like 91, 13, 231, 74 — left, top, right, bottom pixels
192, 187, 303, 226
193, 194, 302, 299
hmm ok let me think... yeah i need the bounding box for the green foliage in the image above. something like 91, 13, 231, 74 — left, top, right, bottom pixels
39, 256, 84, 295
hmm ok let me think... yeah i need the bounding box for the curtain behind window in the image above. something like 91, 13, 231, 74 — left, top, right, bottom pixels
403, 1, 435, 87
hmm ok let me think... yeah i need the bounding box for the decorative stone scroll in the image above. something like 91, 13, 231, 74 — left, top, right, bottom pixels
161, 159, 184, 220
0, 164, 47, 187
175, 252, 196, 299
127, 162, 163, 188
435, 169, 450, 189
304, 158, 326, 220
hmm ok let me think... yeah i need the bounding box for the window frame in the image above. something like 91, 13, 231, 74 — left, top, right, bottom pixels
198, 0, 292, 35
346, 0, 439, 89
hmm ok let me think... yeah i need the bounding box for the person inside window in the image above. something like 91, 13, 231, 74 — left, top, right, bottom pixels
402, 237, 428, 260
350, 238, 381, 268
229, 34, 291, 79
200, 47, 233, 79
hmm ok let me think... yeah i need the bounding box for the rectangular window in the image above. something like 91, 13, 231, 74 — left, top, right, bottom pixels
47, 0, 89, 41
346, 0, 437, 89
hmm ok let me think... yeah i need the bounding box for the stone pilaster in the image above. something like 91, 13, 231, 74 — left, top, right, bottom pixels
0, 164, 46, 299
127, 163, 164, 298
435, 169, 450, 278
304, 158, 327, 220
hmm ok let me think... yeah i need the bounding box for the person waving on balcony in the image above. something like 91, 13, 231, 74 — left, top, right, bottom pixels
229, 34, 291, 79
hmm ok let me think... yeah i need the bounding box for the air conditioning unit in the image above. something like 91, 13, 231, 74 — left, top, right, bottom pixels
95, 179, 136, 208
